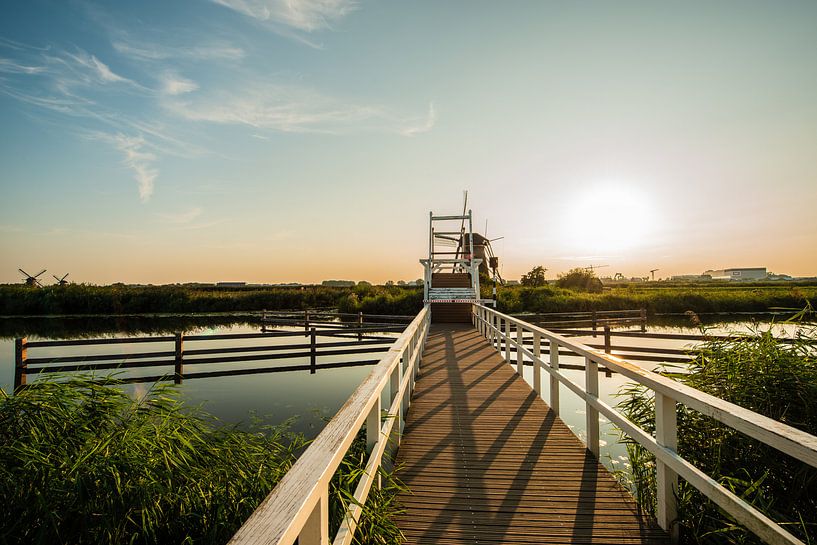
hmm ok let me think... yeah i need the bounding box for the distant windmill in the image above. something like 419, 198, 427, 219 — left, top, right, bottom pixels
53, 273, 70, 286
19, 268, 46, 287
650, 269, 660, 281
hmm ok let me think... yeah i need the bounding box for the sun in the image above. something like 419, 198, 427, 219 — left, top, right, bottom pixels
561, 184, 654, 255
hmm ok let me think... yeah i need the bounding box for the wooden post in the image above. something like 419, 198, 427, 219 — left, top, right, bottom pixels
604, 325, 611, 354
656, 392, 679, 541
298, 487, 329, 545
641, 307, 647, 332
310, 327, 317, 374
585, 356, 600, 457
516, 322, 524, 376
533, 331, 542, 395
174, 333, 184, 385
261, 309, 266, 332
305, 309, 310, 336
592, 310, 598, 337
550, 340, 560, 416
14, 337, 27, 390
366, 394, 382, 489
358, 311, 363, 342
505, 318, 511, 363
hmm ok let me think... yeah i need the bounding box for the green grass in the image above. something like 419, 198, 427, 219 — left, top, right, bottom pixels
0, 378, 406, 545
616, 321, 817, 544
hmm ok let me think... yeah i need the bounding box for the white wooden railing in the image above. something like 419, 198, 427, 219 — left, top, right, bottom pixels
473, 304, 817, 545
229, 306, 431, 545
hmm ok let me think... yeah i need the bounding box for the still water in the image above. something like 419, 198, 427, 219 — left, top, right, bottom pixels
1, 314, 811, 471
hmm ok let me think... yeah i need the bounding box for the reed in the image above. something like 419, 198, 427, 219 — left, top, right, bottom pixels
0, 377, 406, 544
616, 320, 817, 544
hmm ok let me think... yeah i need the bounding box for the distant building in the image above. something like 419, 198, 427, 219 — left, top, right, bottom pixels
670, 274, 712, 282
703, 267, 767, 281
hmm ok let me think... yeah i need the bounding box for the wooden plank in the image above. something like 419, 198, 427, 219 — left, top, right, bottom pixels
395, 324, 669, 545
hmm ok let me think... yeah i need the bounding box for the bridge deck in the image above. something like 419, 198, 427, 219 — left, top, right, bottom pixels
395, 324, 669, 545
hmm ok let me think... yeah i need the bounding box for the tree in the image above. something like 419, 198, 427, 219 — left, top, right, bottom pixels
555, 268, 603, 293
520, 266, 548, 287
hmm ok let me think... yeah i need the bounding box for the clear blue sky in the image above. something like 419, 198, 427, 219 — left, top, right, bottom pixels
2, 1, 816, 284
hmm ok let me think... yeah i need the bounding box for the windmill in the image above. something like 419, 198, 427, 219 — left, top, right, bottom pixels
649, 269, 660, 281
53, 273, 70, 286
19, 268, 46, 287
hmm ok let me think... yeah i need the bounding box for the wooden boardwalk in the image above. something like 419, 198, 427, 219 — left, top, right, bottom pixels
395, 324, 670, 545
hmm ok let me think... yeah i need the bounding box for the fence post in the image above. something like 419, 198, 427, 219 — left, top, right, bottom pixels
298, 487, 329, 545
14, 337, 27, 390
261, 309, 266, 332
358, 311, 363, 342
174, 333, 184, 384
505, 318, 511, 363
604, 325, 611, 354
549, 340, 560, 416
585, 356, 599, 457
592, 310, 598, 337
305, 309, 310, 336
533, 331, 541, 395
641, 307, 647, 332
516, 322, 524, 375
656, 392, 679, 541
310, 327, 317, 374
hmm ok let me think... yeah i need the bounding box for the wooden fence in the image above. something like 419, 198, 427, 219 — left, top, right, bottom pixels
512, 308, 647, 332
474, 304, 817, 545
13, 325, 403, 390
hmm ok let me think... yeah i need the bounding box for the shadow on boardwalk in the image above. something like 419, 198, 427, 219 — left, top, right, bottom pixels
395, 324, 667, 544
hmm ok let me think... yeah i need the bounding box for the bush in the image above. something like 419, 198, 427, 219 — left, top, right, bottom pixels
555, 268, 603, 293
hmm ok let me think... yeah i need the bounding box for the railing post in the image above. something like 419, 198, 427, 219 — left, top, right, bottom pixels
261, 309, 266, 332
298, 487, 329, 545
310, 328, 317, 374
174, 333, 184, 384
366, 394, 383, 489
592, 310, 598, 337
14, 337, 27, 390
305, 309, 310, 336
656, 392, 679, 541
358, 311, 363, 342
504, 319, 511, 363
390, 361, 403, 442
604, 325, 611, 354
585, 356, 599, 457
549, 340, 560, 415
641, 307, 647, 332
516, 322, 524, 375
533, 331, 541, 395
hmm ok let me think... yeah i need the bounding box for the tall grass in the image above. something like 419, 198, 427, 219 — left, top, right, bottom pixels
617, 321, 817, 544
0, 378, 405, 544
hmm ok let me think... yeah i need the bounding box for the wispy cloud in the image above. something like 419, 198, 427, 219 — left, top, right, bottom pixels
161, 71, 198, 95
90, 133, 159, 202
63, 50, 131, 84
163, 83, 435, 135
157, 207, 203, 224
0, 58, 46, 74
211, 0, 357, 33
401, 102, 437, 136
112, 39, 245, 62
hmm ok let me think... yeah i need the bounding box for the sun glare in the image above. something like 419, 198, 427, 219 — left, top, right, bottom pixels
562, 184, 654, 255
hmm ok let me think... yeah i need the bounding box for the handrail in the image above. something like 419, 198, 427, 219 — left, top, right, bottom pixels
473, 304, 817, 545
228, 306, 431, 545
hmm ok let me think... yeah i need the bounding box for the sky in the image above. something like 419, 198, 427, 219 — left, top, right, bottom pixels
1, 0, 816, 285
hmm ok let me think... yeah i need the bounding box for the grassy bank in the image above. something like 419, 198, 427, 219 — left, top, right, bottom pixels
0, 378, 405, 544
2, 282, 815, 318
617, 324, 817, 544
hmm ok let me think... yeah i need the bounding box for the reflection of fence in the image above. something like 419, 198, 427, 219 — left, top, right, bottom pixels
13, 325, 403, 390
512, 308, 647, 332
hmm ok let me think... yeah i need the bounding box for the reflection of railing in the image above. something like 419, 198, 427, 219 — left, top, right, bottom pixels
473, 304, 817, 545
12, 326, 402, 390
512, 308, 647, 331
229, 306, 430, 545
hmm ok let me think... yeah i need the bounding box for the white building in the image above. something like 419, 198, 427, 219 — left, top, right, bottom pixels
703, 267, 767, 281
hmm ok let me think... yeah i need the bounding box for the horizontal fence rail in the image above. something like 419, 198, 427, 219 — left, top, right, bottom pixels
512, 308, 647, 332
13, 325, 403, 390
228, 306, 430, 545
473, 304, 817, 545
